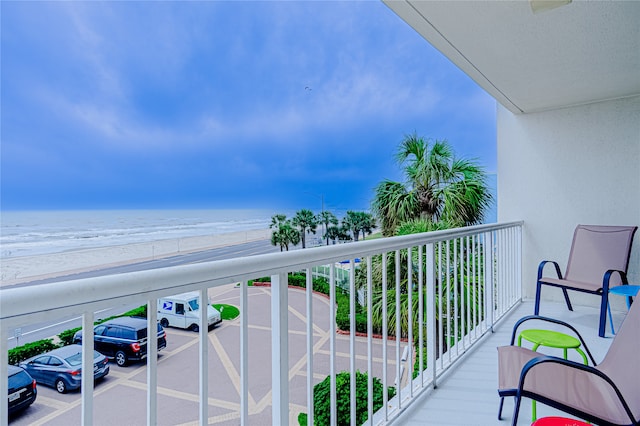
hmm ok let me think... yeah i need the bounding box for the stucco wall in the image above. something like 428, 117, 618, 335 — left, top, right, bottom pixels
498, 95, 640, 308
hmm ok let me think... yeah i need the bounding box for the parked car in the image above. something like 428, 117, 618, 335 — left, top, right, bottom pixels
19, 344, 109, 394
8, 365, 37, 414
73, 316, 167, 367
158, 292, 222, 331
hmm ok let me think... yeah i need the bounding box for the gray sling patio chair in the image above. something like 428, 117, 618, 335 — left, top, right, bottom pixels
534, 225, 637, 337
497, 296, 640, 426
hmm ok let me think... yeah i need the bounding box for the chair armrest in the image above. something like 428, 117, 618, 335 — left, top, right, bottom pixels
518, 356, 636, 425
603, 269, 629, 292
508, 315, 597, 365
537, 260, 563, 281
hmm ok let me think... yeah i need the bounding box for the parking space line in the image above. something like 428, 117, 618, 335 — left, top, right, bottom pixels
207, 332, 257, 409
121, 379, 241, 412
176, 410, 241, 426
29, 395, 69, 410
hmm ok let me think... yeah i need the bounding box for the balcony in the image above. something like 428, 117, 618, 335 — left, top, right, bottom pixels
1, 221, 553, 426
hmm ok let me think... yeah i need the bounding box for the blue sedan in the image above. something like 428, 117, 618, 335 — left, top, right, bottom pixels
20, 344, 109, 393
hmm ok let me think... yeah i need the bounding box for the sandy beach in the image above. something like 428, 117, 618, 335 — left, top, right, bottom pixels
1, 228, 271, 287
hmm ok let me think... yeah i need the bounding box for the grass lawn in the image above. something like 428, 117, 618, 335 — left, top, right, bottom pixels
212, 304, 240, 320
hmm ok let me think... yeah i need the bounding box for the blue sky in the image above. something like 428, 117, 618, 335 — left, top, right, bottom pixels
1, 1, 496, 212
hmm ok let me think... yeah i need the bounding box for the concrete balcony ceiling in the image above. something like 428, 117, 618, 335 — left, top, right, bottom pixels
383, 0, 640, 114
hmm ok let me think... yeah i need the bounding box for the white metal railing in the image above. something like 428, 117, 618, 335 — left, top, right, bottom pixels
0, 222, 522, 426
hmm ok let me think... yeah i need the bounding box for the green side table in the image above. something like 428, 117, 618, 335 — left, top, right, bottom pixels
518, 329, 588, 422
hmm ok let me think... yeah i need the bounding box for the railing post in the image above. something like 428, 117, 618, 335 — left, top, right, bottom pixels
349, 259, 356, 425
484, 231, 495, 331
147, 298, 158, 426
366, 257, 373, 424
199, 288, 209, 426
241, 281, 249, 425
381, 253, 389, 422
81, 311, 94, 425
330, 265, 337, 426
426, 243, 437, 388
271, 272, 289, 426
1, 325, 8, 426
517, 225, 523, 301
305, 269, 314, 426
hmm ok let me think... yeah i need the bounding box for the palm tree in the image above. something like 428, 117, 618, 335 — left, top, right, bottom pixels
342, 211, 361, 241
292, 209, 318, 249
356, 212, 376, 241
355, 219, 485, 340
326, 224, 350, 244
269, 214, 300, 251
372, 134, 492, 236
317, 211, 339, 245
342, 211, 376, 241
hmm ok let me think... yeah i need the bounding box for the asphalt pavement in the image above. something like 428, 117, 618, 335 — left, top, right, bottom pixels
9, 284, 405, 426
5, 239, 280, 349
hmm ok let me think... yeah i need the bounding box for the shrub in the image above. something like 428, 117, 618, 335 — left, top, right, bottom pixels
335, 293, 368, 333
309, 371, 395, 426
311, 278, 330, 295
9, 339, 59, 365
288, 273, 306, 288
58, 327, 82, 346
297, 413, 308, 426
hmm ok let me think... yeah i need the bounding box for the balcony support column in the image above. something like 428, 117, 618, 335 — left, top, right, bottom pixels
271, 272, 289, 426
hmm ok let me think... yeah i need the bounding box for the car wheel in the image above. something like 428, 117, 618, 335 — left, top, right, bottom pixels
115, 351, 128, 367
160, 318, 169, 328
190, 324, 199, 332
55, 379, 67, 394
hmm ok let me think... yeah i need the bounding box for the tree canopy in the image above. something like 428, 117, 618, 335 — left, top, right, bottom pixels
372, 134, 492, 236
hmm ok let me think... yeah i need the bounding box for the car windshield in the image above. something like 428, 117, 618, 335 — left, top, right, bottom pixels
188, 299, 199, 311
65, 351, 101, 366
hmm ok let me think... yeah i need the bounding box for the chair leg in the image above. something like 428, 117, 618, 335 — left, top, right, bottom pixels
562, 288, 573, 311
498, 396, 505, 420
534, 281, 542, 315
607, 298, 616, 335
599, 292, 609, 337
511, 395, 522, 426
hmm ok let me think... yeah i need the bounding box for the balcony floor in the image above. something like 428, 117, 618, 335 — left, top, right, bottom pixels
397, 300, 622, 425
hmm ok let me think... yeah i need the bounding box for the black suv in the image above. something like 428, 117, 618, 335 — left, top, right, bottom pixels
73, 317, 167, 367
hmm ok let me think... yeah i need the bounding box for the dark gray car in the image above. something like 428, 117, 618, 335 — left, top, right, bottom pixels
8, 365, 37, 414
20, 344, 109, 393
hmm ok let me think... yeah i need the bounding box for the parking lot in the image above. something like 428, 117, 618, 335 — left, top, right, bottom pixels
10, 284, 405, 426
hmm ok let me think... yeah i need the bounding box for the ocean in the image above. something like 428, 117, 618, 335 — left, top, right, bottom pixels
0, 209, 280, 259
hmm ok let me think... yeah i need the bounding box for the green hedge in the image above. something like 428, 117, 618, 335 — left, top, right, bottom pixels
335, 293, 368, 333
300, 371, 396, 426
8, 339, 59, 366
284, 272, 367, 334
